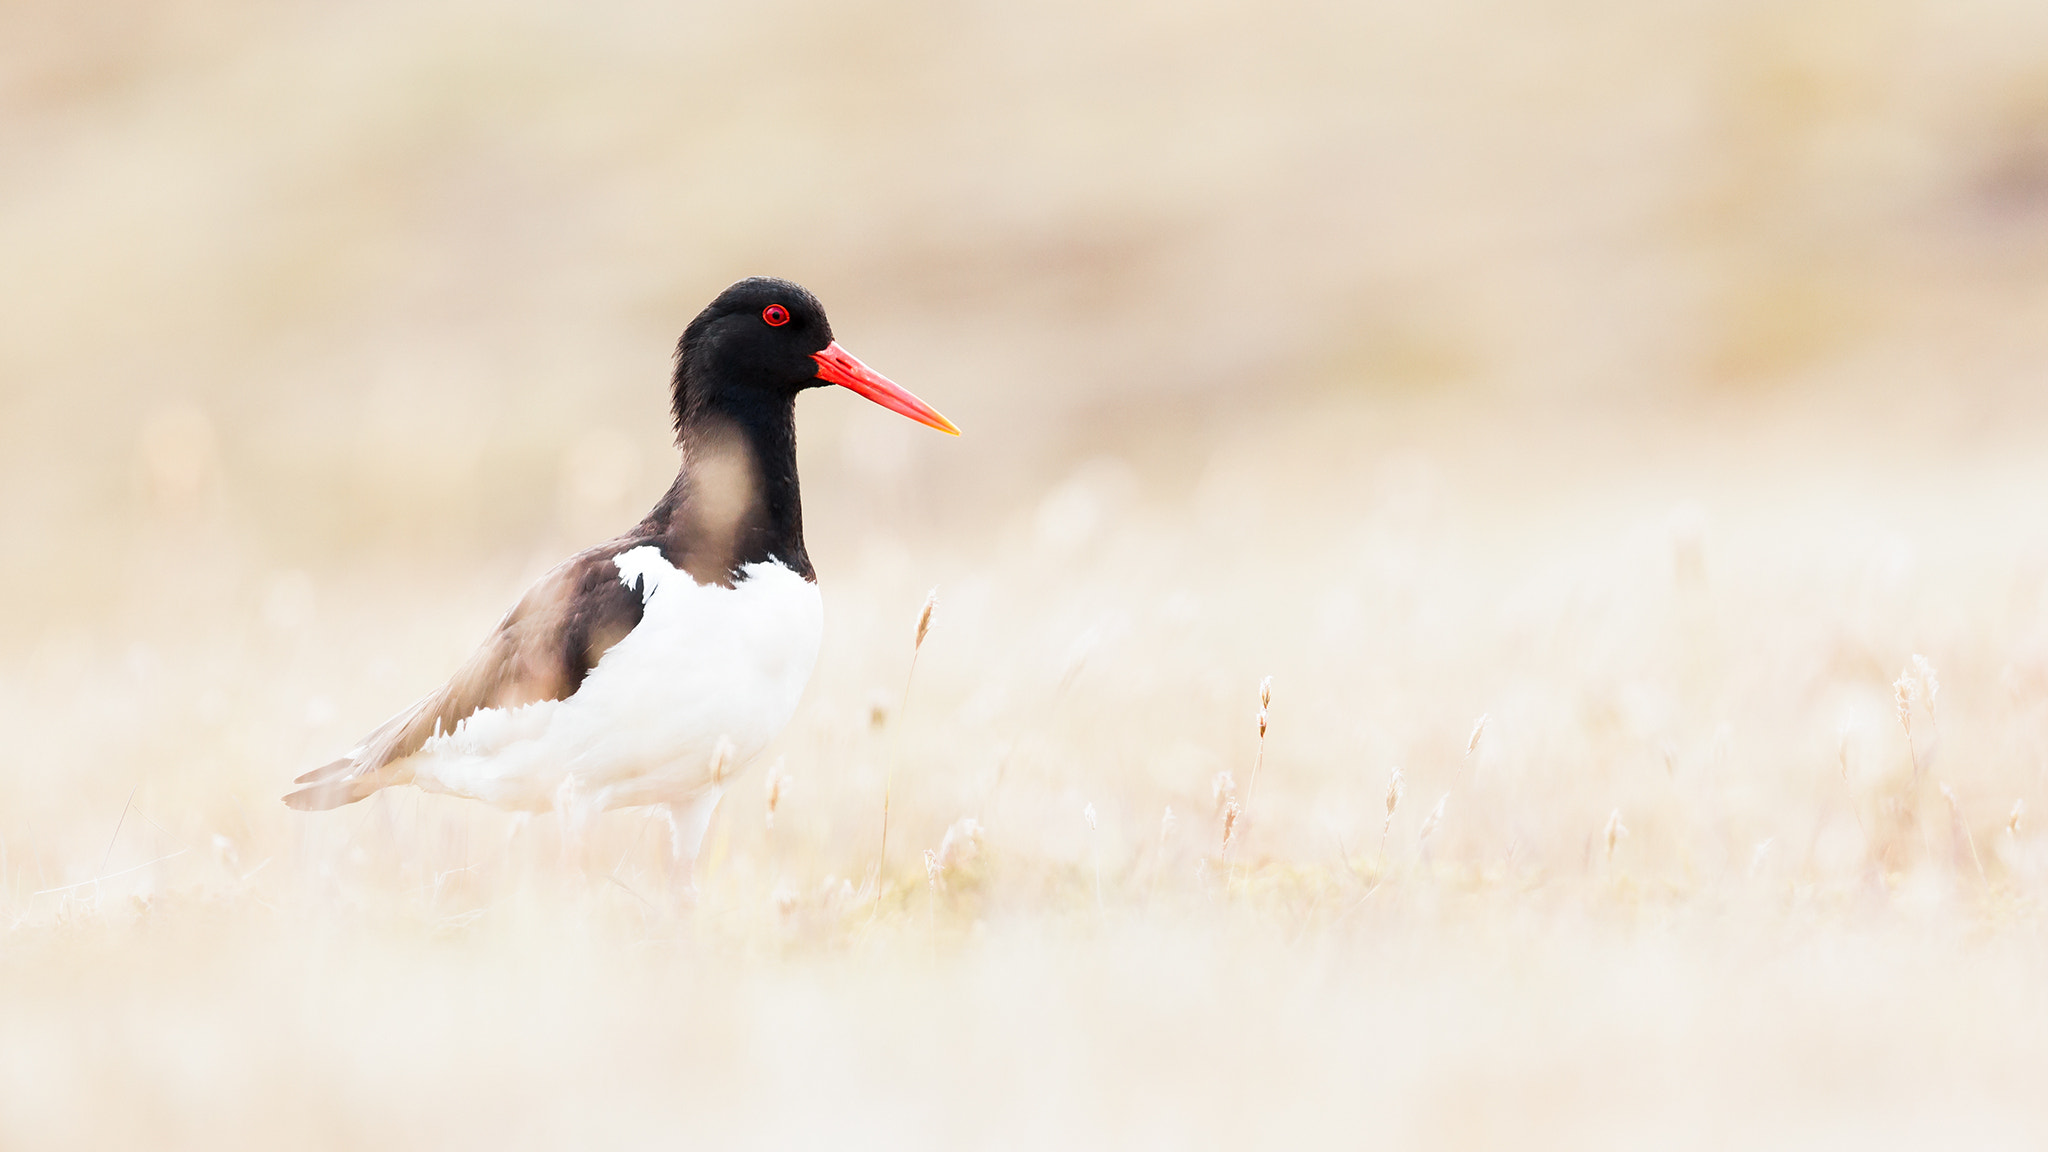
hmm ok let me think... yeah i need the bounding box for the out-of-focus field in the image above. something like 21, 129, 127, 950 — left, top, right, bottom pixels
8, 1, 2048, 1147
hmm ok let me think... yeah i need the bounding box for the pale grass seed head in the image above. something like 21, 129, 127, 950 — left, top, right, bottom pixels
1911, 654, 1940, 719
1466, 714, 1489, 756
1160, 806, 1176, 841
1418, 794, 1446, 846
922, 849, 941, 889
1083, 803, 1097, 832
1604, 808, 1627, 865
1893, 670, 1919, 735
1750, 839, 1774, 876
1212, 771, 1237, 815
817, 875, 856, 909
915, 587, 938, 651
1221, 801, 1241, 850
2010, 799, 2026, 837
763, 760, 789, 829
1385, 767, 1404, 822
937, 817, 984, 871
1259, 675, 1272, 709
709, 735, 737, 783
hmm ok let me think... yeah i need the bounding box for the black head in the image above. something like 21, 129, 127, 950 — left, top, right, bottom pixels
672, 277, 834, 433
671, 276, 959, 442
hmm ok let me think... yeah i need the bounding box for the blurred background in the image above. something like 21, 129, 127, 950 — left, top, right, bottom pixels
9, 1, 2048, 1147
9, 0, 2048, 622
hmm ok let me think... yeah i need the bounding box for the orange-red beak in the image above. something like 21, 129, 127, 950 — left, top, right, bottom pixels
813, 341, 960, 436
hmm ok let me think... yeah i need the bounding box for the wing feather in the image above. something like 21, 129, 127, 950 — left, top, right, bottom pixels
283, 541, 651, 810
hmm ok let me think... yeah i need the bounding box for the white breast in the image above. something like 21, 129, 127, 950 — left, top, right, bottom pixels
407, 548, 823, 811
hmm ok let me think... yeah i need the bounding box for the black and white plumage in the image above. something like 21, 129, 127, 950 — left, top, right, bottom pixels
284, 277, 957, 879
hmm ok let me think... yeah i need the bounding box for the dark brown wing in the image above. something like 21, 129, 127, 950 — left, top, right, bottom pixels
283, 541, 652, 810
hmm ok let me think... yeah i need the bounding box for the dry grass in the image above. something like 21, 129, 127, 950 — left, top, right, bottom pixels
9, 0, 2048, 1147
10, 395, 2048, 1148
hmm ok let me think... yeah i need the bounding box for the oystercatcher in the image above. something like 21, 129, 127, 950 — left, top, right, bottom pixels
285, 277, 957, 892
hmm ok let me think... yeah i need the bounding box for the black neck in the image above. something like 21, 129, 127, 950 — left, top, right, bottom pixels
638, 391, 812, 586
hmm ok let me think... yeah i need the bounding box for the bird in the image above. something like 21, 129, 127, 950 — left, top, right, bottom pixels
284, 276, 958, 896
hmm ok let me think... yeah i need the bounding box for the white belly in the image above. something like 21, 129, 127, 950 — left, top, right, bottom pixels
406, 549, 822, 811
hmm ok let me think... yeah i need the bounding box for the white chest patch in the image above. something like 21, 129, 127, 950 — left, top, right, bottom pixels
408, 549, 823, 811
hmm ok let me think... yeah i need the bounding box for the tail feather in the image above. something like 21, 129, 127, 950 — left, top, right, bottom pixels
282, 777, 360, 811
284, 696, 435, 811
283, 753, 374, 809
282, 755, 398, 810
294, 756, 355, 786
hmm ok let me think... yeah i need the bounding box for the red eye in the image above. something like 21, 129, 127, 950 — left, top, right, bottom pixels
762, 304, 790, 327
